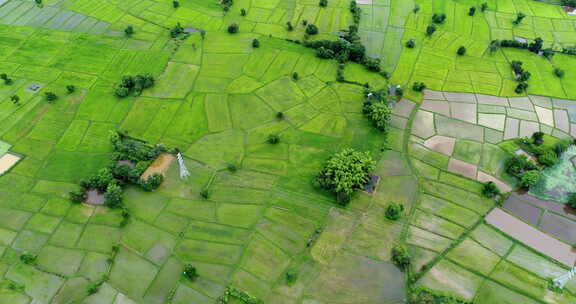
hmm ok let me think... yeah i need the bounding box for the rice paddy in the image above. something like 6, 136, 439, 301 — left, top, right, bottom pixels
1, 0, 576, 302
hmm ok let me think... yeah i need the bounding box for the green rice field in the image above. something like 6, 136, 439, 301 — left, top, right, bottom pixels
1, 0, 576, 302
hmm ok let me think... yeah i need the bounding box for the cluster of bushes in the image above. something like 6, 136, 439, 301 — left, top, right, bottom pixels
303, 25, 381, 72
362, 89, 392, 132
432, 13, 446, 24
505, 133, 572, 189
391, 246, 411, 271
412, 82, 426, 92
510, 61, 530, 94
170, 22, 189, 39
220, 0, 233, 11
350, 0, 361, 25
69, 132, 168, 210
217, 286, 262, 304
0, 73, 13, 85
314, 148, 375, 205
562, 0, 576, 7
385, 203, 404, 220
481, 181, 501, 199
408, 287, 472, 304
513, 12, 526, 25
115, 74, 154, 98
494, 38, 554, 58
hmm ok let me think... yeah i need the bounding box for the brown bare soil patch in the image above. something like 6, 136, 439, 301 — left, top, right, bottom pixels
141, 153, 175, 180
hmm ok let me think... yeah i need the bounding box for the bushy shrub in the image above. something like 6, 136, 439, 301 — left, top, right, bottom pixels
385, 203, 404, 220
513, 12, 526, 25
363, 101, 391, 132
537, 150, 558, 167
45, 92, 57, 102
364, 57, 381, 72
406, 38, 415, 48
170, 22, 185, 38
457, 46, 466, 56
124, 25, 134, 36
481, 2, 488, 11
426, 24, 436, 36
20, 253, 37, 265
413, 4, 420, 13
554, 140, 571, 156
515, 82, 528, 94
227, 164, 237, 172
285, 269, 298, 285
240, 8, 246, 16
286, 21, 294, 31
532, 131, 544, 145
140, 173, 164, 191
305, 24, 318, 35
412, 82, 426, 92
276, 112, 284, 120
468, 7, 476, 16
319, 0, 327, 7
315, 149, 375, 205
105, 182, 123, 208
506, 154, 537, 178
115, 74, 154, 97
183, 264, 198, 281
568, 193, 576, 209
113, 165, 140, 184
292, 72, 299, 80
391, 246, 411, 271
520, 170, 540, 188
432, 13, 446, 24
227, 23, 239, 34
481, 181, 501, 198
267, 134, 280, 144
66, 85, 76, 94
252, 39, 259, 48
554, 68, 565, 78
69, 189, 86, 204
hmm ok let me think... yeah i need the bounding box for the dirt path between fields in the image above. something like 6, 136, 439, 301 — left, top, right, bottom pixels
141, 153, 175, 180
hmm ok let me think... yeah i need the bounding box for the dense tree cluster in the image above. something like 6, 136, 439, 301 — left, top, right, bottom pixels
350, 0, 361, 25
408, 287, 472, 304
391, 246, 411, 271
315, 148, 375, 205
510, 61, 530, 94
362, 89, 391, 132
303, 25, 382, 72
69, 132, 168, 209
115, 74, 154, 98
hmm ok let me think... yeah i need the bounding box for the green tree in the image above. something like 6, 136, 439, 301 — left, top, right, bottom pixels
183, 264, 198, 281
391, 246, 411, 271
105, 182, 123, 208
568, 193, 576, 209
140, 173, 164, 191
319, 0, 327, 7
426, 24, 436, 36
240, 8, 247, 16
481, 181, 500, 199
173, 0, 180, 8
292, 72, 299, 80
513, 12, 526, 25
252, 38, 259, 48
457, 46, 466, 56
227, 23, 239, 34
286, 21, 294, 31
267, 134, 280, 144
45, 92, 57, 102
20, 253, 37, 265
412, 82, 426, 92
315, 149, 375, 205
554, 68, 565, 78
520, 170, 540, 188
469, 7, 476, 16
69, 189, 86, 204
124, 25, 134, 36
305, 24, 319, 35
385, 203, 404, 221
66, 85, 76, 94
405, 38, 415, 48
364, 101, 391, 131
532, 131, 544, 145
413, 4, 420, 13
480, 2, 488, 11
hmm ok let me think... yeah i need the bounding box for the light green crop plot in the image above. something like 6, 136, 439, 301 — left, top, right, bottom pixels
1, 0, 576, 302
